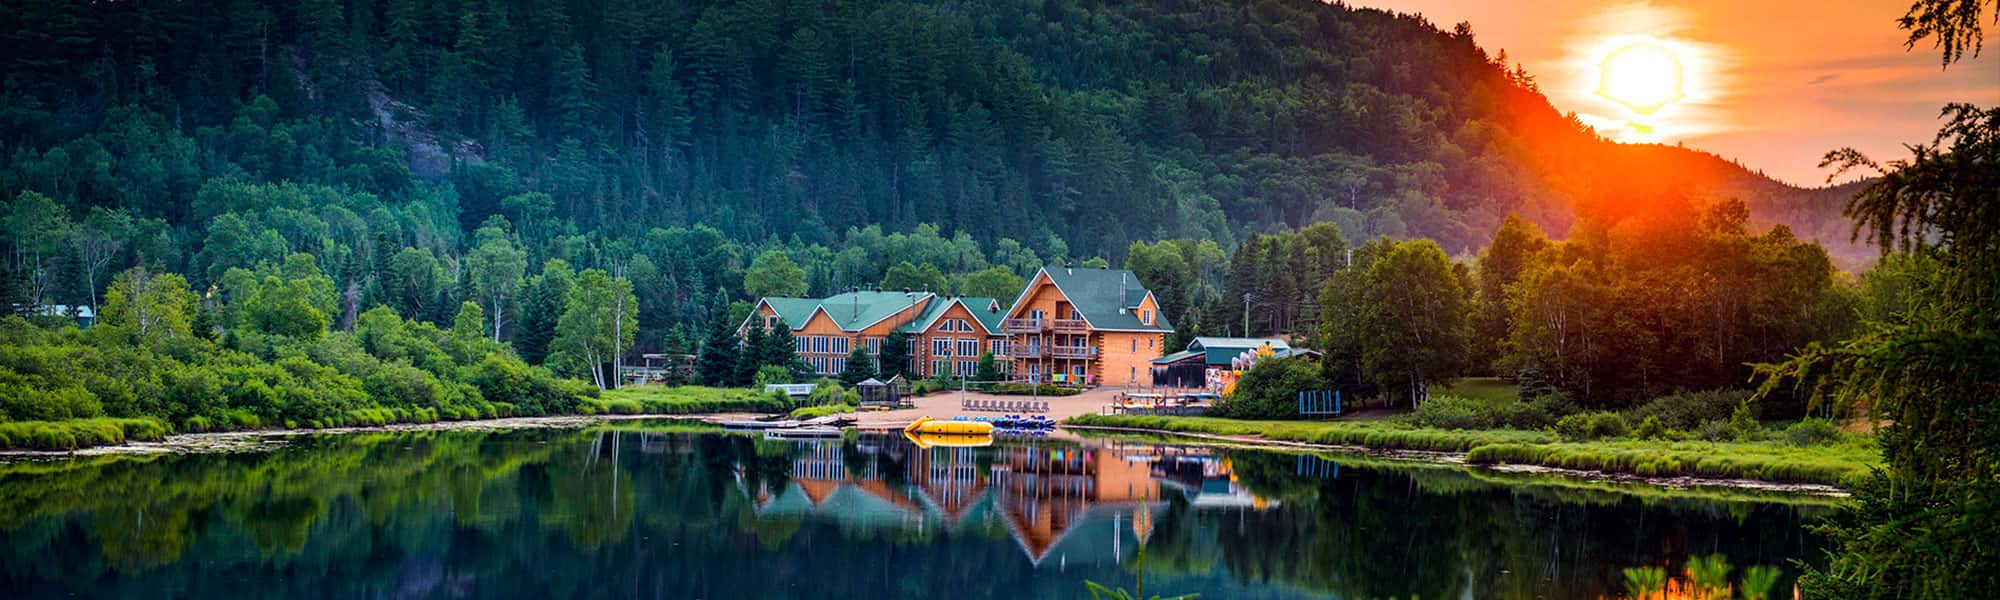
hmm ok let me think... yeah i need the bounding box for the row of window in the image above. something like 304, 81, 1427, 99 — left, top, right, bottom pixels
806, 355, 847, 375
937, 318, 978, 333
926, 359, 983, 378
795, 335, 852, 355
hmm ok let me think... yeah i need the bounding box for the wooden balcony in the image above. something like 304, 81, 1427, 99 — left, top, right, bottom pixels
1049, 346, 1096, 359
1001, 318, 1044, 332
1051, 318, 1089, 333
1007, 345, 1043, 359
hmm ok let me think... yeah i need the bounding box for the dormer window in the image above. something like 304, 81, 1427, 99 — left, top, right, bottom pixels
1141, 310, 1153, 325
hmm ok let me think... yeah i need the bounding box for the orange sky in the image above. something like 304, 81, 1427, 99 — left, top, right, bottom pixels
1353, 0, 2000, 187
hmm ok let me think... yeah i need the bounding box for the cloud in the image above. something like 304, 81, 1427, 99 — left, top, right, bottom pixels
1807, 73, 1839, 85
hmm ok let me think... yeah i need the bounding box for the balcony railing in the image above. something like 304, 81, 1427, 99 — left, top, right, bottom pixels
1001, 318, 1044, 332
1049, 346, 1096, 359
1007, 345, 1043, 359
1051, 318, 1089, 333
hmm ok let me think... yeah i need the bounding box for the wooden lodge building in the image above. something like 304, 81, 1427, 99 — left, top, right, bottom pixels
740, 267, 1173, 386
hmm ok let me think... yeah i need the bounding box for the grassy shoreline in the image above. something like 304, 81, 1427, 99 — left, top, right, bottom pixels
1066, 413, 1879, 487
0, 386, 789, 452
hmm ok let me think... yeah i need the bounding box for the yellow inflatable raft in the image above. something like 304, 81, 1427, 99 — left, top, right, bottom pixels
903, 431, 993, 448
902, 416, 995, 435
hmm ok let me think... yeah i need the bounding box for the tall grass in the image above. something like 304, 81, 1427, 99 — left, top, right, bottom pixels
1067, 414, 1553, 452
1466, 439, 1876, 486
593, 385, 792, 414
1068, 414, 1879, 487
0, 418, 170, 450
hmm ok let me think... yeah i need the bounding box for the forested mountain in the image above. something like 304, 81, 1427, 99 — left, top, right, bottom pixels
3, 0, 1859, 254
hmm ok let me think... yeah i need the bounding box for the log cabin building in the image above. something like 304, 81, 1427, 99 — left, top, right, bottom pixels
741, 267, 1173, 386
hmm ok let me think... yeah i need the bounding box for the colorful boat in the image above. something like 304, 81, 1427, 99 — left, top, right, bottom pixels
903, 431, 993, 448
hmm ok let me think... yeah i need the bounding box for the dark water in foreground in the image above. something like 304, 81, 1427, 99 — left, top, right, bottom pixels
0, 423, 1831, 598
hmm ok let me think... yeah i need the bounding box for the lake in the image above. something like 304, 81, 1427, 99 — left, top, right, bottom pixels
0, 423, 1832, 598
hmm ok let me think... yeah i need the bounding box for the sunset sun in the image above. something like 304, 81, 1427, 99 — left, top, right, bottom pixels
1595, 41, 1684, 115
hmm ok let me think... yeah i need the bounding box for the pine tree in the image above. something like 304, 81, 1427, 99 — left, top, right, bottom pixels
839, 344, 874, 384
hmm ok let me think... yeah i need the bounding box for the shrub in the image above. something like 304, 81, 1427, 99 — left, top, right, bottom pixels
752, 365, 793, 387
1782, 419, 1842, 447
1630, 415, 1669, 440
1411, 395, 1501, 430
1554, 411, 1628, 441
1212, 357, 1326, 419
1623, 390, 1749, 431
989, 383, 1082, 396
1512, 393, 1578, 430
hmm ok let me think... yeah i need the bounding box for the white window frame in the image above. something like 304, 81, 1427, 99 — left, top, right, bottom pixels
932, 337, 951, 356
957, 337, 978, 357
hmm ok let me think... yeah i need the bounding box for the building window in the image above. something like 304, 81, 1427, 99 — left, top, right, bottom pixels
957, 359, 977, 377
1131, 338, 1137, 352
833, 336, 849, 355
866, 338, 882, 355
957, 337, 978, 357
765, 315, 777, 329
932, 360, 950, 377
932, 337, 951, 356
989, 339, 1008, 355
1142, 310, 1152, 325
796, 337, 808, 353
829, 357, 845, 374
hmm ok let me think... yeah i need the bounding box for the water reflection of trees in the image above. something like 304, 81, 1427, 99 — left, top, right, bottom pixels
0, 429, 1826, 598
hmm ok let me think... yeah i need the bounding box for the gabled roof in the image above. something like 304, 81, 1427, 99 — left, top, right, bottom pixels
1011, 267, 1173, 332
1150, 349, 1203, 365
900, 296, 1006, 335
1187, 337, 1290, 365
747, 291, 935, 332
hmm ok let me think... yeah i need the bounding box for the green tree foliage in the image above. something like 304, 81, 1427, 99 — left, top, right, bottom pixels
881, 261, 947, 294
878, 330, 912, 380
98, 267, 196, 341
1317, 238, 1468, 406
552, 269, 637, 389
242, 276, 328, 339
1215, 356, 1326, 419
516, 259, 574, 365
697, 321, 740, 387
465, 219, 527, 341
1501, 200, 1855, 409
839, 345, 875, 385
1472, 215, 1550, 372
743, 249, 808, 298
1756, 104, 1998, 597
960, 266, 1025, 305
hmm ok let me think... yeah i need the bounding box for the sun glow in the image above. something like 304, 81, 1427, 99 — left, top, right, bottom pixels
1596, 41, 1684, 115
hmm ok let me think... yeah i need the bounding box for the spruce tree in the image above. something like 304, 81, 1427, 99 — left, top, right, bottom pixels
839, 344, 875, 384
878, 330, 912, 379
696, 322, 738, 387
734, 323, 766, 386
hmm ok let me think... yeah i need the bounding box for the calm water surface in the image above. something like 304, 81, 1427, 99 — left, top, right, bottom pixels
0, 423, 1831, 598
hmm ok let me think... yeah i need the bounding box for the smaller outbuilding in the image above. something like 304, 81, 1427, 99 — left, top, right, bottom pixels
1150, 337, 1300, 389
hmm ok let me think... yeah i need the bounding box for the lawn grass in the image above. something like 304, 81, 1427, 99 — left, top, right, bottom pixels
592, 385, 790, 414
1430, 377, 1517, 404
0, 418, 171, 450
788, 403, 857, 419
1067, 413, 1880, 487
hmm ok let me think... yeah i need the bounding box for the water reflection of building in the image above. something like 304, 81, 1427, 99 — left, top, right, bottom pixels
734, 437, 1280, 566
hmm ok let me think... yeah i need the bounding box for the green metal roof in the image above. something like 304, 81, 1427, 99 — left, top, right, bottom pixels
1036, 267, 1173, 332
758, 291, 934, 332
1187, 337, 1289, 365
1151, 349, 1203, 365
900, 296, 1003, 334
